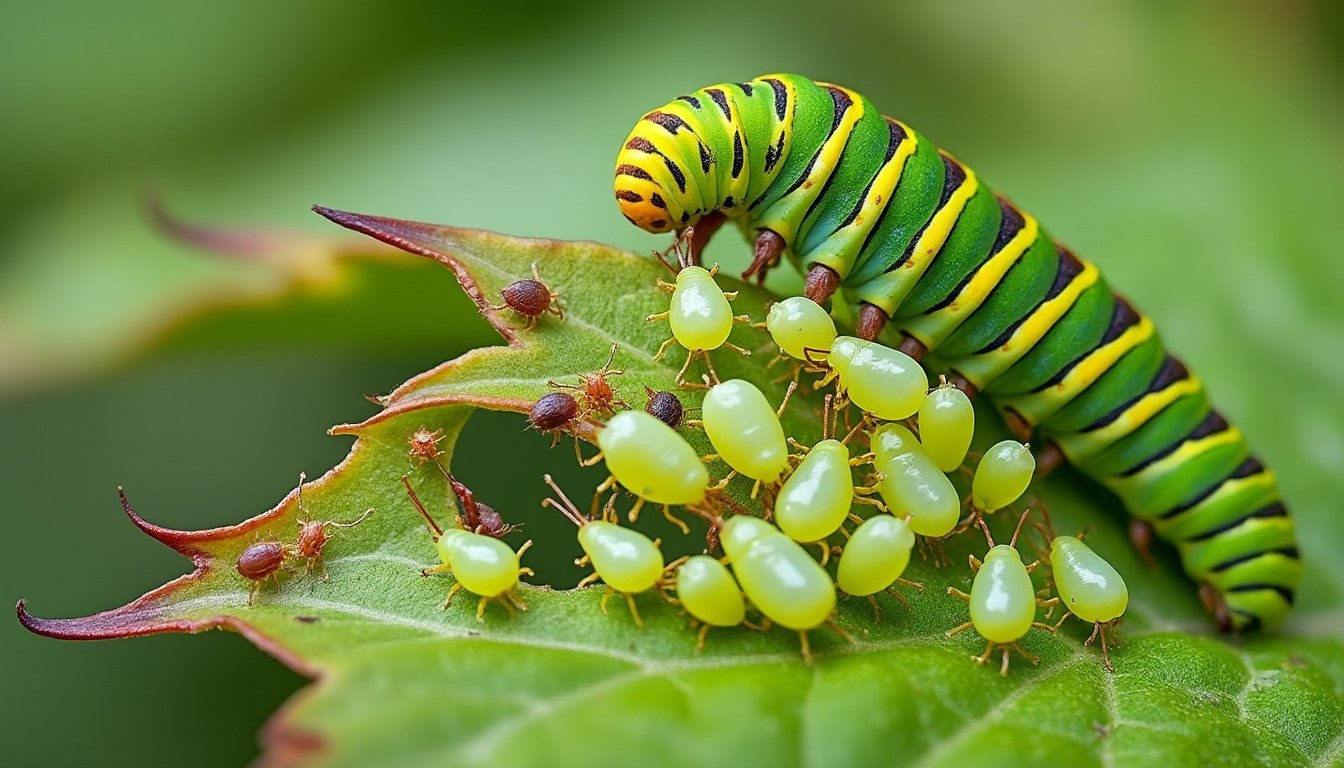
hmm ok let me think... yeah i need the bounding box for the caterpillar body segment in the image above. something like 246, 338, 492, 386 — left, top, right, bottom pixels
615, 74, 1297, 630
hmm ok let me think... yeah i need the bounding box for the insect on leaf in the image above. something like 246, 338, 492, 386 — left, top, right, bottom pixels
18, 210, 1344, 768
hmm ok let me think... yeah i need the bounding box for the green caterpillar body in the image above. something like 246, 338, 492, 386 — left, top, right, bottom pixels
613, 73, 1297, 631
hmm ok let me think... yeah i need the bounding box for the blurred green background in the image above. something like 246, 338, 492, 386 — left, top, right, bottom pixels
3, 1, 1343, 765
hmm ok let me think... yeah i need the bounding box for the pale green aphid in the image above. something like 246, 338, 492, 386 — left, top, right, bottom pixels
918, 377, 975, 473
701, 378, 792, 490
673, 554, 748, 650
824, 335, 928, 420
971, 439, 1036, 513
765, 296, 837, 360
836, 515, 923, 620
404, 477, 532, 622
718, 515, 843, 664
647, 236, 751, 386
544, 475, 664, 628
774, 439, 856, 544
871, 423, 960, 537
947, 515, 1054, 675
590, 409, 708, 532
1051, 534, 1128, 671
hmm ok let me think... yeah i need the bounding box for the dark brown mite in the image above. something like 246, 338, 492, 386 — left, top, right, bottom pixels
547, 343, 626, 415
237, 540, 288, 606
448, 475, 520, 538
643, 386, 685, 429
486, 262, 564, 330
529, 392, 579, 433
408, 427, 446, 468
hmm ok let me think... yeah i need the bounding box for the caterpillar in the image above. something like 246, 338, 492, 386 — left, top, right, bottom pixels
612, 73, 1298, 631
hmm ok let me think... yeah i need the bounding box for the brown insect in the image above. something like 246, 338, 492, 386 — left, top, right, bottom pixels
547, 343, 626, 415
291, 473, 374, 579
237, 540, 290, 606
408, 427, 446, 468
642, 386, 686, 429
486, 262, 564, 330
448, 474, 521, 538
529, 392, 580, 435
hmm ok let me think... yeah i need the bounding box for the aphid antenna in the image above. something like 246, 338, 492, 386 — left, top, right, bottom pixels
651, 245, 679, 276
1008, 506, 1034, 549
541, 474, 587, 527
401, 475, 443, 537
975, 515, 996, 549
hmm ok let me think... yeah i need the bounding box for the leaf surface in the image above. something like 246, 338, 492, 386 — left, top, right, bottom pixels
19, 211, 1344, 768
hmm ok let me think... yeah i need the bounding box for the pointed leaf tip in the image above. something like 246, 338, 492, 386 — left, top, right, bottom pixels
310, 205, 451, 264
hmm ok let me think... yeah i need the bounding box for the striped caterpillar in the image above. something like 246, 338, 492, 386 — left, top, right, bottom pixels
613, 73, 1297, 631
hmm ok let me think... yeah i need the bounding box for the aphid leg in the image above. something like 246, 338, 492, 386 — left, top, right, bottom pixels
812, 542, 831, 566
673, 350, 698, 388
422, 563, 453, 576
646, 311, 671, 322
968, 554, 984, 572
696, 623, 711, 652
1037, 596, 1060, 618
441, 582, 463, 610
626, 497, 646, 524
652, 337, 678, 363
853, 495, 886, 511
1031, 621, 1057, 634
700, 351, 723, 386
623, 592, 645, 628
945, 620, 974, 638
895, 578, 925, 593
946, 587, 971, 604
1096, 623, 1115, 672
661, 505, 691, 534
866, 595, 884, 623
700, 452, 720, 463
1011, 642, 1041, 669
798, 631, 814, 666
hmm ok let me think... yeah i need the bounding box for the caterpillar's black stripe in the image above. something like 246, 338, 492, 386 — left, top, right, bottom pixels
883, 156, 966, 274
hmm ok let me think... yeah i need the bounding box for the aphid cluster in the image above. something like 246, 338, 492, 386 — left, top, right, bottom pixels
497, 242, 1130, 672
378, 234, 1132, 675
229, 476, 373, 605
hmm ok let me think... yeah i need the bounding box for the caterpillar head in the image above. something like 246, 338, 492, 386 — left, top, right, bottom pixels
614, 123, 688, 233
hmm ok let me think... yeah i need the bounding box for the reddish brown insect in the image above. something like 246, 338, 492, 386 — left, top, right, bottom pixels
448, 475, 521, 538
291, 473, 375, 579
548, 343, 626, 415
408, 427, 446, 468
643, 386, 686, 429
237, 540, 289, 606
486, 262, 564, 330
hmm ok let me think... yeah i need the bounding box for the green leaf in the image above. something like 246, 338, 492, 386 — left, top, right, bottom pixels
18, 211, 1344, 768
